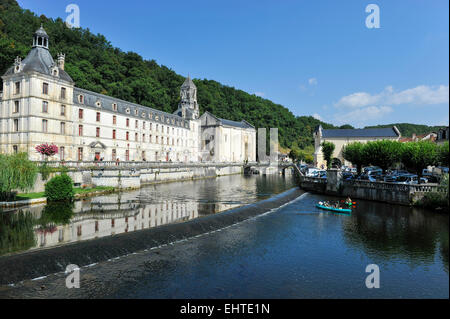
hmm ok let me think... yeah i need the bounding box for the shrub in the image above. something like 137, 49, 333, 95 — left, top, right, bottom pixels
0, 153, 38, 201
45, 174, 75, 202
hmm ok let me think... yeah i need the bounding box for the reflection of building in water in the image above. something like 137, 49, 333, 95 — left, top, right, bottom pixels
33, 193, 199, 250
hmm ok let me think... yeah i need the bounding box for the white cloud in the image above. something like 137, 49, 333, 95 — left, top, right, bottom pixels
254, 92, 265, 97
312, 113, 323, 121
334, 106, 393, 127
335, 85, 449, 108
308, 78, 318, 86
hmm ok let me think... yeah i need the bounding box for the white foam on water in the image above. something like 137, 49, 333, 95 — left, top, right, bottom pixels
31, 276, 47, 281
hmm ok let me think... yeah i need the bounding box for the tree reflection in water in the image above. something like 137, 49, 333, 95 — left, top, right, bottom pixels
342, 200, 449, 271
0, 210, 36, 255
36, 202, 74, 234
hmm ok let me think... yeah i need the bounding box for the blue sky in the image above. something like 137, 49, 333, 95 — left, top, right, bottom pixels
18, 0, 449, 128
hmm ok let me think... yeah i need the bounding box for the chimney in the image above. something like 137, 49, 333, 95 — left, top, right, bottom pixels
412, 133, 417, 141
57, 53, 65, 70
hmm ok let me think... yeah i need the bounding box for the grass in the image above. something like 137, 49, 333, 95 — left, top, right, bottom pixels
15, 186, 115, 201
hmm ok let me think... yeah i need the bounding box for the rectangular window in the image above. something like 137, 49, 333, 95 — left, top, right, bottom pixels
79, 109, 83, 119
96, 112, 101, 122
113, 115, 117, 125
78, 147, 83, 161
150, 123, 153, 131
126, 150, 130, 161
135, 133, 138, 141
13, 119, 19, 132
96, 127, 100, 138
61, 105, 66, 116
42, 120, 48, 132
126, 132, 129, 141
143, 122, 146, 130
78, 125, 83, 136
112, 149, 117, 161
135, 120, 139, 129
13, 101, 19, 113
60, 147, 65, 161
42, 101, 48, 113
60, 122, 66, 134
61, 87, 66, 100
43, 82, 49, 95
15, 82, 20, 94
113, 129, 116, 139
13, 145, 18, 154
143, 134, 145, 143
126, 118, 130, 127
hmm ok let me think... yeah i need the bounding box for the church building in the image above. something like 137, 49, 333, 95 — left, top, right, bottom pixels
0, 26, 256, 163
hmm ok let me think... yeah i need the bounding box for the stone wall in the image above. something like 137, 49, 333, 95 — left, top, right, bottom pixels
25, 164, 243, 193
299, 171, 442, 206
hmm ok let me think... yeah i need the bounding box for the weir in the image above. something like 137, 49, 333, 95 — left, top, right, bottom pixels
0, 187, 303, 286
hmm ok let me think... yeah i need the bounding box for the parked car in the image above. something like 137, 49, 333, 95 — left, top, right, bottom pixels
394, 174, 428, 185
422, 169, 439, 183
357, 174, 377, 182
343, 172, 356, 180
306, 168, 320, 177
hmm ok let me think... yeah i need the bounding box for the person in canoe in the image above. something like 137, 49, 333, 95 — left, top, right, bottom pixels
345, 197, 353, 207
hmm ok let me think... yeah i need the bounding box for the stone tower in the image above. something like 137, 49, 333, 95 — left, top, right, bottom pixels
174, 76, 199, 120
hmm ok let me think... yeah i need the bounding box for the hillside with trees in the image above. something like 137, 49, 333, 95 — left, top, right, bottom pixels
1, 0, 444, 151
0, 0, 339, 150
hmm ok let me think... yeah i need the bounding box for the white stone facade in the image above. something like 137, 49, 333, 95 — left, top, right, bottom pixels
0, 27, 256, 163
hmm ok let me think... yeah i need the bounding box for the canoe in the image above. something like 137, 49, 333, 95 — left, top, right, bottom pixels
316, 204, 352, 214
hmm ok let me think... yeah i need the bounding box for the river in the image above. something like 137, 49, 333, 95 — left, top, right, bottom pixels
0, 174, 448, 298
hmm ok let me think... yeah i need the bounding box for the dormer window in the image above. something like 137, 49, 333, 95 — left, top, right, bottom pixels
78, 95, 84, 104
126, 108, 130, 114
134, 109, 138, 116
95, 100, 101, 108
112, 103, 118, 111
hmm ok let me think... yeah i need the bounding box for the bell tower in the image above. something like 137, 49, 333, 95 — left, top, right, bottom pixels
177, 76, 199, 120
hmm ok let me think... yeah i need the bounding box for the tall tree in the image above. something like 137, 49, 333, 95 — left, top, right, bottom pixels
401, 141, 438, 184
342, 142, 366, 174
362, 140, 402, 173
321, 142, 335, 169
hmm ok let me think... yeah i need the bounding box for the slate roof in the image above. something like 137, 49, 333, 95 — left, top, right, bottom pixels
201, 111, 255, 129
220, 118, 254, 129
73, 87, 190, 129
322, 127, 400, 138
3, 47, 73, 83
181, 76, 196, 88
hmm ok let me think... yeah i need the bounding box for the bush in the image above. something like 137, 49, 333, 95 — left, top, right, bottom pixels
416, 174, 449, 211
0, 153, 38, 201
45, 174, 75, 202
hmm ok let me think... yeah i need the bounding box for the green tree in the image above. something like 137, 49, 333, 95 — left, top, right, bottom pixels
342, 142, 366, 174
321, 141, 335, 169
45, 174, 75, 202
437, 141, 449, 167
362, 140, 403, 173
0, 153, 38, 201
401, 141, 438, 183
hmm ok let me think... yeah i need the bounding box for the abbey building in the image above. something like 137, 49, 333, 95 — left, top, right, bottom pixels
0, 26, 256, 163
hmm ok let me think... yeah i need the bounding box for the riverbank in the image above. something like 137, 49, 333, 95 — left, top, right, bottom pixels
0, 186, 118, 209
0, 185, 303, 286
